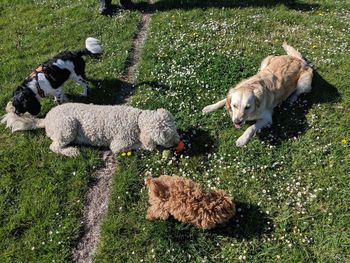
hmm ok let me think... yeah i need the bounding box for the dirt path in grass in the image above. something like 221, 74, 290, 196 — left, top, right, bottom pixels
72, 3, 154, 263
72, 153, 115, 263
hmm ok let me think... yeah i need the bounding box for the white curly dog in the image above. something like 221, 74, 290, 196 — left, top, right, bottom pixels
2, 102, 180, 156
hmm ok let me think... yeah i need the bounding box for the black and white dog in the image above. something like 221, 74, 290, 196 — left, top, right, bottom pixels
11, 37, 103, 115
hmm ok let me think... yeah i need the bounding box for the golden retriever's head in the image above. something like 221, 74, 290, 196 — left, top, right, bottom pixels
226, 87, 259, 128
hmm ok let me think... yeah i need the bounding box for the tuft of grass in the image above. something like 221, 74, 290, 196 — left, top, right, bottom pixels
96, 0, 350, 262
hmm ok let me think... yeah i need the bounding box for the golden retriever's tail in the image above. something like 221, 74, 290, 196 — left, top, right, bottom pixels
1, 101, 45, 132
282, 42, 303, 60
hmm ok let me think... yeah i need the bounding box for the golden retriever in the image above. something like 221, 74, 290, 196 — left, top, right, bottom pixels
202, 43, 313, 146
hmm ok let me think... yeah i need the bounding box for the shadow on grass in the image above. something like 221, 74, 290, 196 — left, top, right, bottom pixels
211, 201, 272, 239
149, 128, 216, 163
257, 71, 341, 145
67, 78, 133, 105
133, 0, 319, 12
150, 201, 271, 245
176, 128, 217, 157
98, 4, 131, 16
101, 0, 320, 16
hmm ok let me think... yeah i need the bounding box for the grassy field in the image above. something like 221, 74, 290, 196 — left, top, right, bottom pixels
0, 1, 140, 262
95, 0, 350, 262
1, 0, 350, 262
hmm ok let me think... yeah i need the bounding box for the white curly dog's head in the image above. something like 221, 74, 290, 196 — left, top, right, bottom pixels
139, 108, 180, 150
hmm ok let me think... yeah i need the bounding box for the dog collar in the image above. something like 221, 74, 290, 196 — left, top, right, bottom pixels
30, 65, 46, 98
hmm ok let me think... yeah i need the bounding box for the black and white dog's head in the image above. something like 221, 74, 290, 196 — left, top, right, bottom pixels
12, 86, 41, 115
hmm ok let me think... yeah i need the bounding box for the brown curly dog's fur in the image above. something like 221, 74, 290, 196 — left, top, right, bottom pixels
145, 175, 235, 229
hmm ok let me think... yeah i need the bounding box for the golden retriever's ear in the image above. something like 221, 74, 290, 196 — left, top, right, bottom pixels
253, 88, 262, 109
225, 96, 231, 111
254, 96, 260, 109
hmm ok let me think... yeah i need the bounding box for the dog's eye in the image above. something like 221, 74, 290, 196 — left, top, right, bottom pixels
245, 105, 250, 109
233, 104, 237, 108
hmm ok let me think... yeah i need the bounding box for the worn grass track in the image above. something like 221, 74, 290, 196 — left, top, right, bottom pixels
1, 0, 349, 262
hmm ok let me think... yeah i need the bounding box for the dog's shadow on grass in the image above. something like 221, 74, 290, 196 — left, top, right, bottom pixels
67, 78, 134, 105
176, 128, 217, 157
152, 128, 216, 163
210, 201, 273, 239
257, 71, 341, 146
98, 4, 129, 16
134, 0, 319, 12
152, 201, 272, 247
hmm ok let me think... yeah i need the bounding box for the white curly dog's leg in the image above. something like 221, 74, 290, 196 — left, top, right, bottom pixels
110, 139, 131, 154
49, 141, 80, 156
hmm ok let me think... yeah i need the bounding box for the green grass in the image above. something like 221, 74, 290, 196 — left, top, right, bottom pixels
0, 1, 140, 261
95, 0, 350, 262
1, 0, 350, 262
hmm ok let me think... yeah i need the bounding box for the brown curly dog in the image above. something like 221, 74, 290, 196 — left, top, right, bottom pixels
145, 175, 235, 229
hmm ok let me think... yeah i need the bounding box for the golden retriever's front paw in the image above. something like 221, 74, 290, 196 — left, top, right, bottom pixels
236, 135, 249, 147
202, 105, 213, 114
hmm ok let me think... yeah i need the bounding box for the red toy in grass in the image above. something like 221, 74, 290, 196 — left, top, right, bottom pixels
175, 140, 185, 152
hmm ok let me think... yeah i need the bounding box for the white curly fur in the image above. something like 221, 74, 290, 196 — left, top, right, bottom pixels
2, 102, 180, 157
